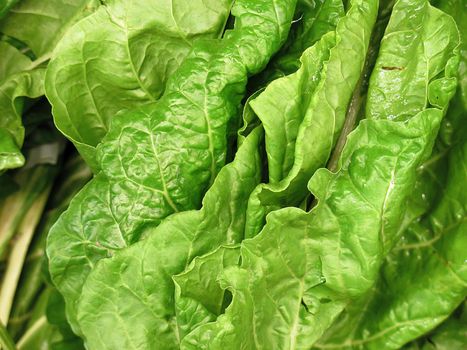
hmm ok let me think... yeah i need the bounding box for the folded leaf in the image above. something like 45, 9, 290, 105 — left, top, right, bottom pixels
45, 0, 234, 169
173, 246, 240, 340
181, 1, 459, 348
253, 0, 344, 86
245, 0, 378, 238
47, 0, 298, 335
273, 0, 344, 75
77, 127, 262, 349
183, 109, 445, 350
313, 3, 465, 343
0, 0, 100, 172
0, 69, 45, 171
316, 139, 466, 350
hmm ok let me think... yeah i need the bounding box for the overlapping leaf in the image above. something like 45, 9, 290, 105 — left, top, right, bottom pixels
77, 127, 263, 349
47, 0, 297, 336
404, 303, 467, 350
0, 0, 99, 172
245, 0, 378, 238
45, 0, 234, 169
312, 2, 465, 346
180, 1, 459, 348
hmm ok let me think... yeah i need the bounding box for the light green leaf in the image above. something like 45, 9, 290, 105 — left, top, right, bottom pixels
0, 69, 45, 171
403, 303, 467, 350
0, 0, 99, 59
0, 0, 100, 172
253, 0, 344, 86
181, 1, 459, 348
45, 0, 233, 169
432, 0, 466, 108
0, 41, 32, 82
305, 1, 465, 349
245, 0, 379, 238
314, 139, 466, 350
365, 0, 459, 122
183, 108, 445, 350
47, 0, 298, 336
253, 33, 335, 184
173, 246, 240, 340
312, 4, 465, 341
76, 127, 262, 349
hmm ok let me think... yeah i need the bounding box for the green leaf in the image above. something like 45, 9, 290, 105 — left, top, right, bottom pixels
180, 1, 459, 348
0, 0, 19, 20
0, 69, 45, 172
314, 139, 466, 350
0, 41, 32, 82
183, 109, 445, 350
173, 246, 240, 340
45, 0, 234, 169
76, 127, 263, 349
245, 0, 379, 238
274, 0, 344, 74
0, 0, 100, 172
0, 0, 99, 59
253, 33, 336, 184
404, 303, 467, 350
47, 0, 298, 335
252, 0, 344, 86
432, 0, 466, 108
365, 0, 459, 122
311, 3, 465, 342
45, 290, 84, 349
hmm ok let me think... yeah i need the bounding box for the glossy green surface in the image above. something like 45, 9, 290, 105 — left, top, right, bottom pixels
47, 0, 298, 337
312, 1, 466, 347
76, 127, 263, 349
18, 0, 462, 348
0, 0, 99, 172
45, 0, 234, 169
245, 0, 378, 238
176, 1, 461, 348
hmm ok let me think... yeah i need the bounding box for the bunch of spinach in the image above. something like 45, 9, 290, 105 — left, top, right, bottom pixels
0, 0, 465, 349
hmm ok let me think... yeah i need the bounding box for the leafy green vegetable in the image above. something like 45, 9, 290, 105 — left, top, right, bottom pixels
173, 245, 240, 339
179, 1, 459, 348
252, 0, 344, 86
183, 106, 446, 350
245, 0, 378, 238
314, 137, 466, 350
0, 0, 99, 60
0, 69, 45, 171
77, 127, 262, 348
47, 0, 298, 335
0, 0, 99, 172
404, 303, 467, 350
1, 0, 464, 348
312, 1, 465, 347
45, 0, 234, 169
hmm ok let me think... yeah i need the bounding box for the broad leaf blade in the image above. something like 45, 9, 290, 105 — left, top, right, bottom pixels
245, 0, 378, 238
77, 128, 263, 349
47, 0, 298, 335
45, 0, 234, 169
181, 1, 459, 348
